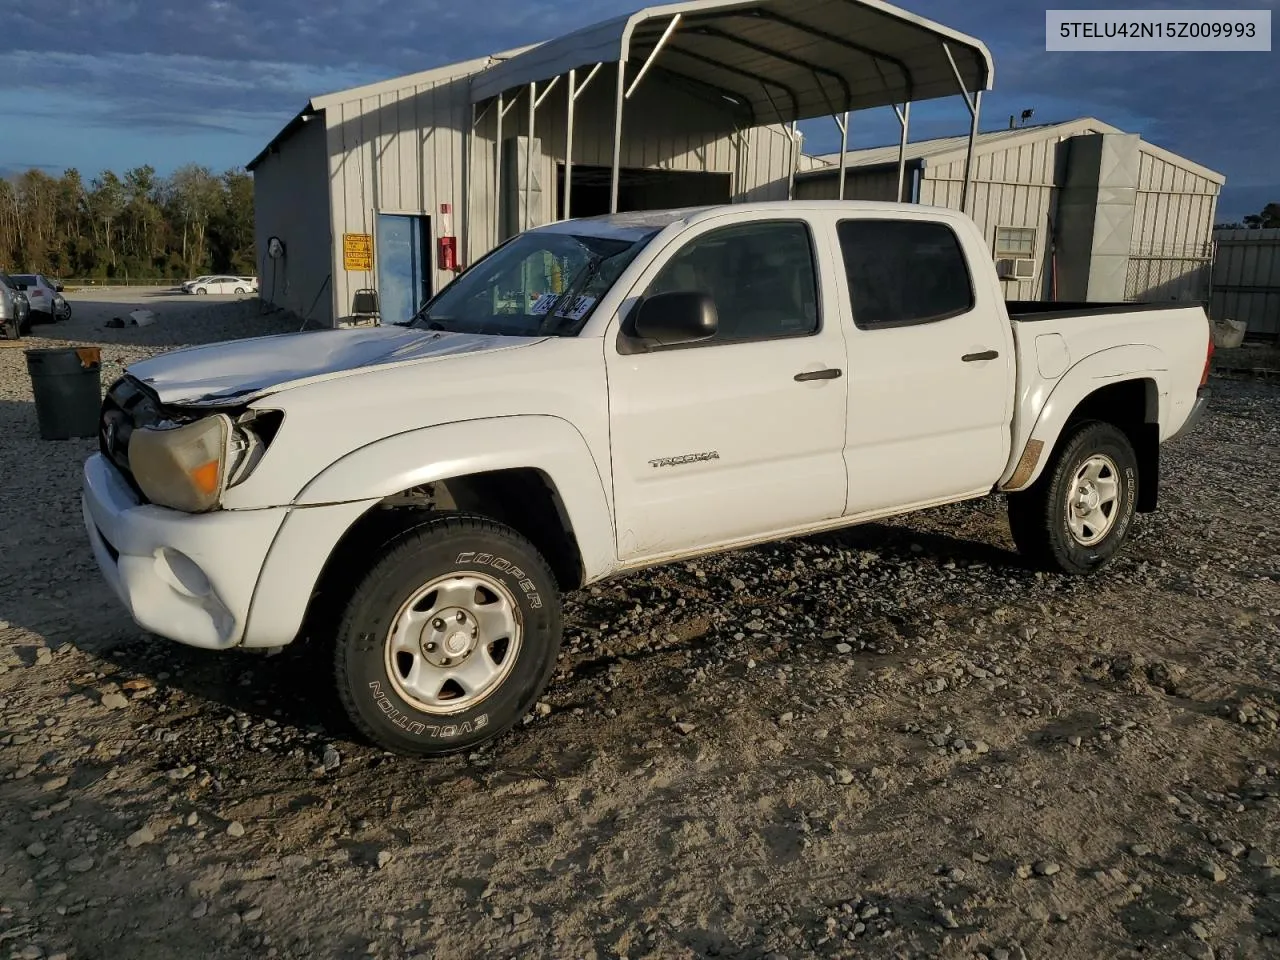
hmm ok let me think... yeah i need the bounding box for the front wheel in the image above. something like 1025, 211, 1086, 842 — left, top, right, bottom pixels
1008, 421, 1139, 575
196, 288, 208, 295
334, 515, 563, 756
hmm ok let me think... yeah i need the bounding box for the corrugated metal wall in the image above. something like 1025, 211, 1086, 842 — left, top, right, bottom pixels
1212, 229, 1280, 340
320, 62, 797, 323
925, 139, 1063, 300
252, 118, 335, 325
795, 130, 1222, 304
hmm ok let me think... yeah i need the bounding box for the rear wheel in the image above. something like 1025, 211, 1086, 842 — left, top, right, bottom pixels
333, 514, 562, 756
1008, 421, 1139, 575
234, 287, 246, 294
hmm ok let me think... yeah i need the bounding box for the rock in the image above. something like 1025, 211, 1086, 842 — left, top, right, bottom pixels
26, 841, 47, 858
946, 867, 966, 882
779, 712, 794, 724
1067, 736, 1083, 748
1015, 864, 1033, 879
1034, 860, 1061, 877
186, 812, 199, 827
1129, 843, 1152, 857
1184, 942, 1214, 960
1247, 848, 1273, 867
936, 908, 959, 929
126, 826, 155, 848
67, 855, 94, 873
835, 642, 853, 655
191, 901, 209, 919
1217, 840, 1246, 858
101, 693, 129, 710
972, 740, 991, 755
376, 851, 392, 870
226, 821, 246, 838
322, 745, 341, 771
535, 701, 552, 717
41, 776, 69, 793
1190, 921, 1210, 940
730, 578, 746, 592
1200, 860, 1226, 882
674, 721, 696, 736
834, 769, 855, 785
242, 905, 263, 922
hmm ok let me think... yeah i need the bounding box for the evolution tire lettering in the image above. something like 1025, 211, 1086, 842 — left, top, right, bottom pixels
453, 552, 543, 609
367, 682, 488, 739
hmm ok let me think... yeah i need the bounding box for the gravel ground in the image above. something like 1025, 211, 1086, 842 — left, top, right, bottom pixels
1, 302, 1278, 960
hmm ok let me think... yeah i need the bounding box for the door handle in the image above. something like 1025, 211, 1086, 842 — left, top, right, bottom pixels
962, 350, 999, 363
795, 368, 843, 382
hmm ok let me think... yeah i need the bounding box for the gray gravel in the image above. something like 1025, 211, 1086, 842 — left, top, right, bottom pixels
2, 302, 1279, 959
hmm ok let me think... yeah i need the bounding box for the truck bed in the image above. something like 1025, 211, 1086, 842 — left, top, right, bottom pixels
1007, 300, 1197, 322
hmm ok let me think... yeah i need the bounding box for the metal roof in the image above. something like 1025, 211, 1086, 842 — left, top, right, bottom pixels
469, 0, 994, 122
247, 46, 538, 171
800, 116, 1228, 185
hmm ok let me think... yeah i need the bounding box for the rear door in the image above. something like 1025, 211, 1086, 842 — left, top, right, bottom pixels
828, 213, 1014, 515
605, 213, 850, 561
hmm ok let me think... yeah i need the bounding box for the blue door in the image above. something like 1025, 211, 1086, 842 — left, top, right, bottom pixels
376, 214, 431, 323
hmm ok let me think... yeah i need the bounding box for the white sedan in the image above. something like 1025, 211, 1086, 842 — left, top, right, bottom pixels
189, 276, 257, 295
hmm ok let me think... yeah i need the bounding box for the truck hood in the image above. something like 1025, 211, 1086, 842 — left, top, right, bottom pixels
127, 325, 544, 406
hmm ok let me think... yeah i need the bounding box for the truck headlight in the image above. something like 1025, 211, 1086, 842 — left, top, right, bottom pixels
130, 414, 233, 513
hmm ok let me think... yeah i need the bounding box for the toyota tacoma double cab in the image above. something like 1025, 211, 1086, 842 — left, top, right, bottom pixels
82, 201, 1213, 756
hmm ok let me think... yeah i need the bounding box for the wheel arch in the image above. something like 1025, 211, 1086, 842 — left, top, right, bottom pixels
1002, 345, 1166, 508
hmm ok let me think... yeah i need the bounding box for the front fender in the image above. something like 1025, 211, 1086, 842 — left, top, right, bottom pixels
1001, 345, 1166, 491
295, 415, 617, 580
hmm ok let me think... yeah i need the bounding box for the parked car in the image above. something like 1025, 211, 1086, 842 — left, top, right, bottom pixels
0, 272, 31, 337
81, 201, 1212, 757
181, 276, 218, 293
7, 273, 60, 324
187, 275, 255, 295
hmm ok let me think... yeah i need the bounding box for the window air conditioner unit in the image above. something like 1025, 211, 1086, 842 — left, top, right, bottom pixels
997, 258, 1036, 281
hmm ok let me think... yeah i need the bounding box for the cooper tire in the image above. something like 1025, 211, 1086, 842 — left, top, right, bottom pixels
334, 514, 562, 756
1008, 421, 1139, 575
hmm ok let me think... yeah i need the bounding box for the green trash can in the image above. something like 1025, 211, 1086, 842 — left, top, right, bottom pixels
25, 346, 103, 440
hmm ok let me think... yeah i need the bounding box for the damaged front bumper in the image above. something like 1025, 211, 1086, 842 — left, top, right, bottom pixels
81, 453, 288, 650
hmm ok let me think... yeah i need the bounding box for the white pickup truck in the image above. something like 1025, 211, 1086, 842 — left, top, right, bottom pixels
82, 201, 1212, 755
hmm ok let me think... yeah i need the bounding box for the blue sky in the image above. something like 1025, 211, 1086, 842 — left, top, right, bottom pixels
0, 0, 1275, 220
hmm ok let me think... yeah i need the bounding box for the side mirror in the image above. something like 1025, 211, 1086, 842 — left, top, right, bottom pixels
633, 291, 718, 346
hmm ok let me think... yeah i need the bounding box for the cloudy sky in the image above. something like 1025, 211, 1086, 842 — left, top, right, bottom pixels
0, 0, 1275, 219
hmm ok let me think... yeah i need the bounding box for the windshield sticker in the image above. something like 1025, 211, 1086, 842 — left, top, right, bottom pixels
556, 296, 597, 321
530, 292, 560, 315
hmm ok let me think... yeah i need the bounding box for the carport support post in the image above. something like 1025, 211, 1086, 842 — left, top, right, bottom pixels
526, 82, 536, 231
564, 69, 576, 221
943, 42, 982, 215
610, 59, 627, 213
787, 121, 799, 200
837, 111, 849, 200
962, 91, 982, 214
494, 93, 504, 242
895, 102, 911, 202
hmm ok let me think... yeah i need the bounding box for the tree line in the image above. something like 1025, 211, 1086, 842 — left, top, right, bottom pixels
1216, 202, 1280, 231
0, 165, 255, 281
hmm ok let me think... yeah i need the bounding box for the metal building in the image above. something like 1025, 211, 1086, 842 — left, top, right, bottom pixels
1211, 228, 1280, 341
248, 0, 994, 327
796, 117, 1225, 303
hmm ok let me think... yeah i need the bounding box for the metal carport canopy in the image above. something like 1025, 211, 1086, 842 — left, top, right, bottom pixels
469, 0, 994, 120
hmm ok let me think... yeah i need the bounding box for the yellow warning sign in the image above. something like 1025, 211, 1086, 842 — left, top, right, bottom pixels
343, 233, 373, 271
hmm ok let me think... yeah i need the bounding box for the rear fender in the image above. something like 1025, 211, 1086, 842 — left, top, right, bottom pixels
1001, 345, 1167, 492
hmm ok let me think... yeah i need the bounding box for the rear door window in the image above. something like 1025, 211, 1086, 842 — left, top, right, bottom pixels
836, 219, 974, 329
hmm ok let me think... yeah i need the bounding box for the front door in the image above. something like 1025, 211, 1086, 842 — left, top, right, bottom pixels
830, 214, 1014, 515
376, 214, 432, 323
605, 215, 850, 562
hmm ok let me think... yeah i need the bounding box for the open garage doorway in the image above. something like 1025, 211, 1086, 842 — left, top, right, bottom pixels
556, 165, 732, 220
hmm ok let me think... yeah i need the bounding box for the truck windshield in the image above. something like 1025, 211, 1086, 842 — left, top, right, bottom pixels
405, 230, 656, 337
